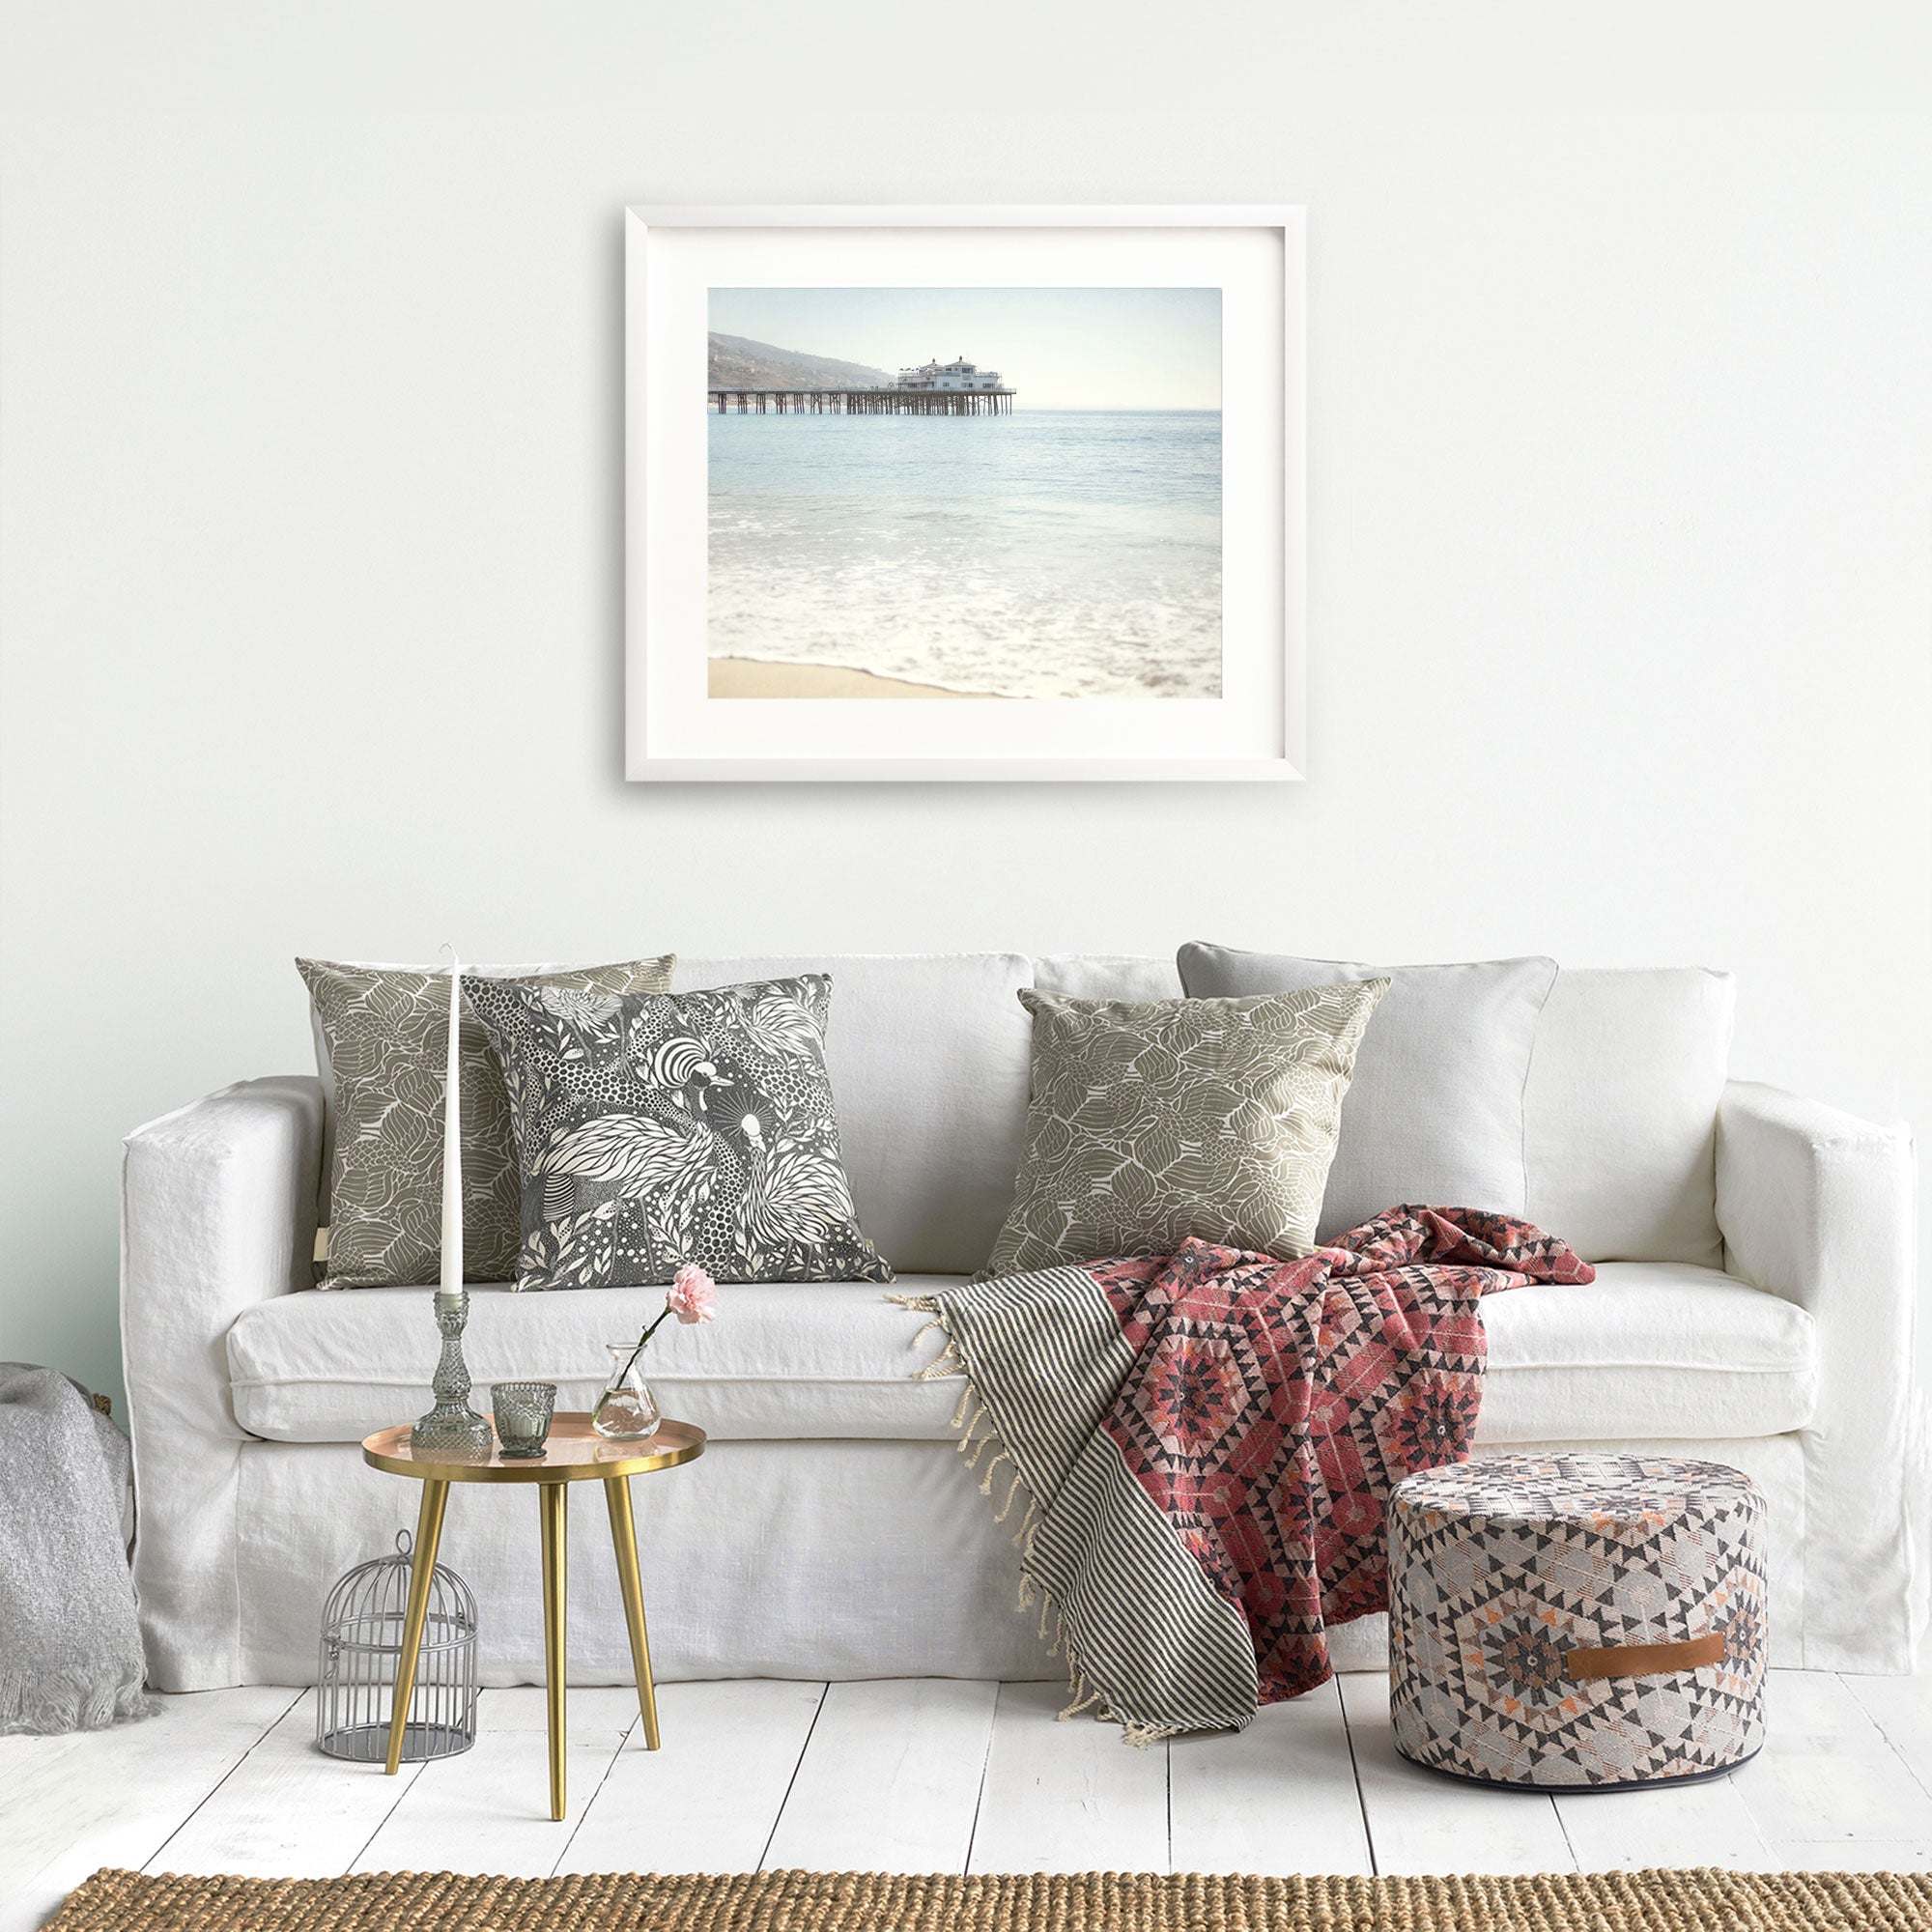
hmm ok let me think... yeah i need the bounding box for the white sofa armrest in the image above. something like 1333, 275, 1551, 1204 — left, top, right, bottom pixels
121, 1075, 324, 1689
1716, 1078, 1919, 1669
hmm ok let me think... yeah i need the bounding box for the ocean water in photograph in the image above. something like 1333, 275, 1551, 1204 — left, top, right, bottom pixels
707, 410, 1222, 698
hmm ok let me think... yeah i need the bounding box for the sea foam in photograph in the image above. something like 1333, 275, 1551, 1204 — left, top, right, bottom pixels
707, 288, 1222, 700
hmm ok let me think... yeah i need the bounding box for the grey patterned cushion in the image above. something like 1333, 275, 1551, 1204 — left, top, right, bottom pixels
465, 972, 891, 1290
297, 956, 674, 1288
979, 982, 1387, 1280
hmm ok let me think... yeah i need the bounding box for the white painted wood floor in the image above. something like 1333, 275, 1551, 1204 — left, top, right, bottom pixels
6, 1670, 1932, 1931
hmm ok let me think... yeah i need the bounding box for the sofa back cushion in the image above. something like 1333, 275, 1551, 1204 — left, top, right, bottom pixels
1523, 967, 1734, 1267
1037, 954, 1733, 1266
1032, 953, 1183, 1003
673, 953, 1033, 1276
503, 952, 1728, 1278
1177, 948, 1558, 1242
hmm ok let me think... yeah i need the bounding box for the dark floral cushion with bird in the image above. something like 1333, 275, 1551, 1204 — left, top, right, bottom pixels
464, 972, 892, 1290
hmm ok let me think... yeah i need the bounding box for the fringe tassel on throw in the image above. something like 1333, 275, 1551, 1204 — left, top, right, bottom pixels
993, 1463, 1026, 1523
888, 1289, 1166, 1748
1060, 1677, 1101, 1720
916, 1343, 961, 1380
889, 1293, 966, 1383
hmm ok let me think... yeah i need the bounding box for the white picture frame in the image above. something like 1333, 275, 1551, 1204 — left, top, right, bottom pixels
625, 205, 1305, 781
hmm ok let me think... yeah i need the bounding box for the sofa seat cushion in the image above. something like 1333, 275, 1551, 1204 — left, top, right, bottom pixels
1477, 1264, 1815, 1443
228, 1277, 967, 1445
229, 1262, 1815, 1450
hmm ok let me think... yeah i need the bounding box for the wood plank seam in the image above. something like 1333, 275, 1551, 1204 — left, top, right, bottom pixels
344, 1756, 434, 1876
1835, 1669, 1932, 1807
549, 1704, 641, 1879
1333, 1675, 1381, 1877
141, 1688, 307, 1875
1547, 1792, 1580, 1871
756, 1683, 831, 1873
958, 1681, 1003, 1876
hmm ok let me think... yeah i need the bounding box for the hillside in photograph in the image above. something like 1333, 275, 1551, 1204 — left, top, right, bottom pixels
707, 331, 890, 390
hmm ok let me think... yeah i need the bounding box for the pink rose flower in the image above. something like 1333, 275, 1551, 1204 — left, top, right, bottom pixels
666, 1263, 718, 1326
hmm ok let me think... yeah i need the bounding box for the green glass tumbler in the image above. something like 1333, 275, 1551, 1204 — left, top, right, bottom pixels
490, 1381, 556, 1459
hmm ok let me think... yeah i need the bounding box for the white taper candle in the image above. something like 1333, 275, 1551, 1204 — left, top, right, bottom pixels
440, 949, 463, 1299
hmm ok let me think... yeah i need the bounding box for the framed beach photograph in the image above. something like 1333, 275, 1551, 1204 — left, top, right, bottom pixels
625, 206, 1304, 781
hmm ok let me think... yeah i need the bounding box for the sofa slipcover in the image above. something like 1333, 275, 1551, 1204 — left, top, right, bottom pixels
123, 954, 1917, 1692
225, 1263, 1816, 1450
221, 1430, 1807, 1690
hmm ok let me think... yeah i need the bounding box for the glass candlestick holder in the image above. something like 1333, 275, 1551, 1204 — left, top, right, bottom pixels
412, 1290, 494, 1461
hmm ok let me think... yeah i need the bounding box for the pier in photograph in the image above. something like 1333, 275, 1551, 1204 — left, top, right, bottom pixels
712, 355, 1012, 416
709, 386, 1014, 415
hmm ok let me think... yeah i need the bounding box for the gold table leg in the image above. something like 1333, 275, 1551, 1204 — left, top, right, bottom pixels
604, 1475, 662, 1750
539, 1481, 568, 1821
385, 1479, 449, 1776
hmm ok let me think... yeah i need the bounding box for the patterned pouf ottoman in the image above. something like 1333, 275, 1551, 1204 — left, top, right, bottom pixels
1388, 1452, 1766, 1790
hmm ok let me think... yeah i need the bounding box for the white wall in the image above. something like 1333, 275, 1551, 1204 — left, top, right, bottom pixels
3, 5, 1929, 1405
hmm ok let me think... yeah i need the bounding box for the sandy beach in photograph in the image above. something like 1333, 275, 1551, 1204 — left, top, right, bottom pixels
709, 658, 995, 699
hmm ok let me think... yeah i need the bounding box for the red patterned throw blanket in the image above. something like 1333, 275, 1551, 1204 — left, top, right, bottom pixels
896, 1207, 1593, 1741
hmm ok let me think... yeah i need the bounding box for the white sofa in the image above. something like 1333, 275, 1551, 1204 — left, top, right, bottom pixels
121, 952, 1921, 1693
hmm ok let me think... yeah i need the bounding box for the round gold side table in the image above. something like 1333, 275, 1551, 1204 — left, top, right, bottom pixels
361, 1413, 705, 1820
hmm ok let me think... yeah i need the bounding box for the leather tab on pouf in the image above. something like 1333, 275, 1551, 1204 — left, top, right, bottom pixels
1388, 1453, 1767, 1789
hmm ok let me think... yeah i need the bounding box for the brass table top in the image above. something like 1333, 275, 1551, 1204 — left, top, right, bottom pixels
362, 1413, 705, 1485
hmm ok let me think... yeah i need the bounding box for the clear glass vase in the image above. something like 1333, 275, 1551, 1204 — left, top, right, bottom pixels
592, 1345, 662, 1440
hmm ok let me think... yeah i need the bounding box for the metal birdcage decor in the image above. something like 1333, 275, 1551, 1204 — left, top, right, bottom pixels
316, 1529, 477, 1763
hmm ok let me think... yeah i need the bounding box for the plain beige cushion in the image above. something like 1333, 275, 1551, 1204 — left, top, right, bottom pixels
1524, 968, 1734, 1266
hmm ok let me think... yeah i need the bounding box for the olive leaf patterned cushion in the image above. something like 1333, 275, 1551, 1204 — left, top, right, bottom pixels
978, 981, 1388, 1281
297, 955, 675, 1288
464, 972, 892, 1291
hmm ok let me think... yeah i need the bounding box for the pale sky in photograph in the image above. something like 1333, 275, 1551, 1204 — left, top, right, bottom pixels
708, 287, 1222, 410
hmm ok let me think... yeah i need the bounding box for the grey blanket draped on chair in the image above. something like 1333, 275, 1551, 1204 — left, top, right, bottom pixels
0, 1363, 153, 1734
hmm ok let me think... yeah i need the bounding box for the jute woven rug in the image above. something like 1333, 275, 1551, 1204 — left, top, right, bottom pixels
46, 1866, 1932, 1931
